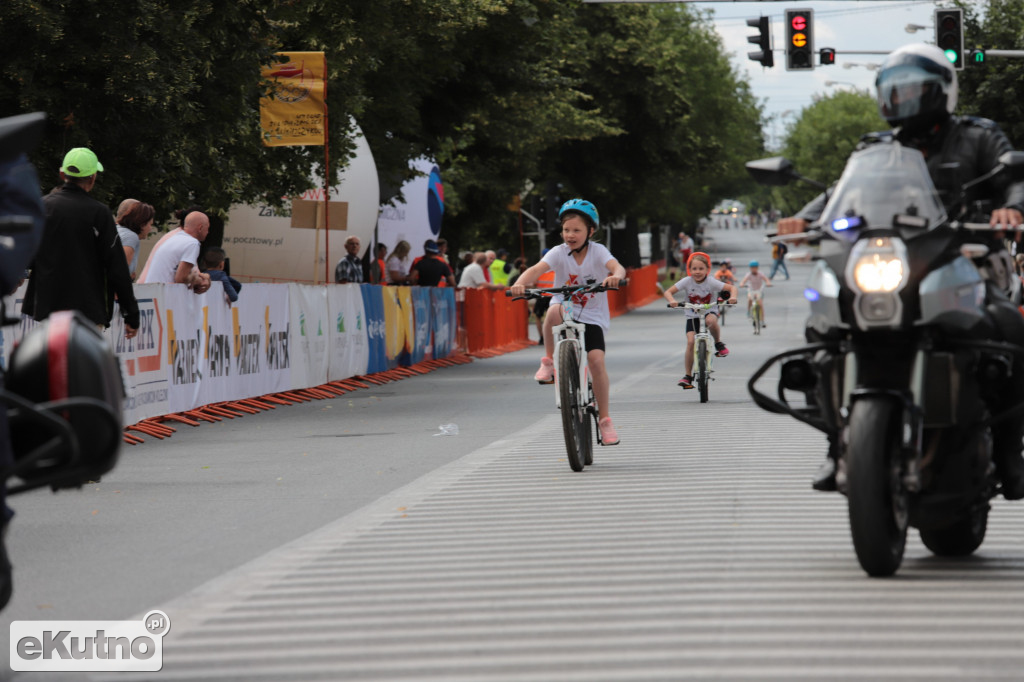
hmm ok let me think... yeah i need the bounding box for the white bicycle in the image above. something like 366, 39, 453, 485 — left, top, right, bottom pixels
668, 301, 734, 404
509, 280, 623, 472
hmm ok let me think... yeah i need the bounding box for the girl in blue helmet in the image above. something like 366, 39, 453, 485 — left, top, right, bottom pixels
509, 199, 627, 446
739, 260, 772, 327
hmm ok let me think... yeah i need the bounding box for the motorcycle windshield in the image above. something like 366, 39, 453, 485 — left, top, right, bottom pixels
819, 143, 947, 233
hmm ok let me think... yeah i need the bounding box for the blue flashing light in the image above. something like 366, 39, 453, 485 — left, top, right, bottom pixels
804, 288, 821, 302
832, 216, 862, 232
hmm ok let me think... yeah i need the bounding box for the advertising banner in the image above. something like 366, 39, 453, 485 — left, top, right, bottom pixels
260, 52, 326, 147
382, 286, 413, 369
326, 284, 369, 381
288, 284, 329, 389
431, 288, 456, 360
410, 287, 432, 365
360, 284, 387, 375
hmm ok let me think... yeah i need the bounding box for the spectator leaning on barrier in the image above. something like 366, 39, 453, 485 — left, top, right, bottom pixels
137, 210, 212, 293
386, 240, 412, 284
459, 252, 505, 290
335, 235, 363, 284
201, 247, 241, 303
115, 198, 155, 280
23, 147, 139, 339
410, 240, 455, 287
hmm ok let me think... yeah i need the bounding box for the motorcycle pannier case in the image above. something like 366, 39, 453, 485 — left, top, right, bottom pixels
3, 310, 124, 493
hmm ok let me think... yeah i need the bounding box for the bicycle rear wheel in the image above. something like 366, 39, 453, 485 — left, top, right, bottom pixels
697, 339, 709, 403
558, 342, 589, 472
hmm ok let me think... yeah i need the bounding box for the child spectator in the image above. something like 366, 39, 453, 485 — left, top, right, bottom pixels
739, 260, 772, 327
663, 251, 737, 389
202, 247, 242, 303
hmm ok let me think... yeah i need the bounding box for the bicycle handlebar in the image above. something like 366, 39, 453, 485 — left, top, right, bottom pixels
506, 278, 629, 301
666, 301, 736, 310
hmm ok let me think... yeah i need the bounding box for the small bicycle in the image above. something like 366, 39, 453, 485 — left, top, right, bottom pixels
668, 301, 734, 403
509, 279, 623, 472
748, 288, 764, 335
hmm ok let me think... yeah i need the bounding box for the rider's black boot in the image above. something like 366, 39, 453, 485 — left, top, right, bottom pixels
812, 456, 837, 492
992, 419, 1024, 500
811, 435, 840, 492
994, 450, 1024, 500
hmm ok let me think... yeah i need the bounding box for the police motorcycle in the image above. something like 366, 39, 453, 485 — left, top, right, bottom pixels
0, 112, 126, 608
746, 140, 1024, 577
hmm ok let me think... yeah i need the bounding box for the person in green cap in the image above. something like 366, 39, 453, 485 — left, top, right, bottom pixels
23, 147, 139, 339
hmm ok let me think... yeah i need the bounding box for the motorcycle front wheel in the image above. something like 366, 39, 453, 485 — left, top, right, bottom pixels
846, 397, 909, 577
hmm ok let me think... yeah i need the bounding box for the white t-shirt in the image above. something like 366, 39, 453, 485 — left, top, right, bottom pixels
138, 229, 200, 284
386, 255, 410, 283
672, 275, 726, 318
458, 262, 487, 288
117, 225, 141, 276
742, 271, 771, 292
541, 242, 617, 331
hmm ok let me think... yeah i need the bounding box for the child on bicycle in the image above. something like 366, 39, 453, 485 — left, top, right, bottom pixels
663, 251, 738, 389
739, 260, 772, 327
713, 259, 736, 287
509, 199, 627, 445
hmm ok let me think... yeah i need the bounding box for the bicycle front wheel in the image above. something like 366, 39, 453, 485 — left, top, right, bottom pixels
753, 302, 763, 335
697, 339, 709, 403
558, 342, 589, 472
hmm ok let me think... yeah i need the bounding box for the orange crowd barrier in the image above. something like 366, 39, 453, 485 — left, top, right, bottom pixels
458, 264, 659, 349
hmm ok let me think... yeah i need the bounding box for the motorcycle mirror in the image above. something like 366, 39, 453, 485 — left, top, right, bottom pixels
746, 156, 830, 191
745, 157, 798, 187
997, 151, 1024, 178
0, 112, 46, 163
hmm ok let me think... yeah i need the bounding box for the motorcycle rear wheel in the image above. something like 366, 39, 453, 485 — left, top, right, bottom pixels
919, 506, 989, 557
846, 397, 909, 577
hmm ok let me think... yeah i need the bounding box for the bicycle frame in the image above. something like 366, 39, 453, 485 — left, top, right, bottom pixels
687, 305, 716, 377
551, 296, 589, 412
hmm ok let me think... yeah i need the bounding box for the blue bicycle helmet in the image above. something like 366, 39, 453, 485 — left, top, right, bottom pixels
749, 260, 759, 267
558, 198, 599, 229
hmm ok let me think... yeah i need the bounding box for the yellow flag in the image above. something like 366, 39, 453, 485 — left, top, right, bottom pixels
260, 52, 326, 146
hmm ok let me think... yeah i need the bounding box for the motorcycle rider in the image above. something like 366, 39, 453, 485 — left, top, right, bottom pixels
775, 43, 1024, 498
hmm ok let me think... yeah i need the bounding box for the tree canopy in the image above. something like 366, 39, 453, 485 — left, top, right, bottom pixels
1, 0, 767, 263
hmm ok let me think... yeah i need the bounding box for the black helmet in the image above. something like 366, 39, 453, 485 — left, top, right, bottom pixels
3, 311, 125, 493
875, 43, 957, 134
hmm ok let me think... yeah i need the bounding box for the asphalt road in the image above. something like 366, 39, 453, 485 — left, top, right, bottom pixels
4, 224, 1024, 681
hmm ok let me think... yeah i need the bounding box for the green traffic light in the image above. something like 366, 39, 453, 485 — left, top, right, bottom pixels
944, 48, 959, 64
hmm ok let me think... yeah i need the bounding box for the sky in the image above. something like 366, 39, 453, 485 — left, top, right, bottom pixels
686, 0, 947, 147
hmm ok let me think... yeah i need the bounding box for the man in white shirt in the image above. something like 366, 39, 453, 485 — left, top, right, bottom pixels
458, 251, 504, 289
137, 211, 211, 292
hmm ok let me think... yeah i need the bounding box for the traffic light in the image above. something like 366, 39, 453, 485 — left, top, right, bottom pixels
820, 48, 836, 66
970, 48, 986, 65
746, 16, 773, 68
935, 8, 964, 70
785, 9, 814, 71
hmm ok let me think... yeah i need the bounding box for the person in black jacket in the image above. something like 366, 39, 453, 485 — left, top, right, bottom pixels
22, 147, 139, 339
775, 44, 1024, 497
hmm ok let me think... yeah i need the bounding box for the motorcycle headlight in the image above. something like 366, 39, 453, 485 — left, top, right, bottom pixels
847, 236, 908, 294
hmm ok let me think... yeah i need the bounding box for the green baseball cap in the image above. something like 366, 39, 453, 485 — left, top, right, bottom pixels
61, 147, 104, 177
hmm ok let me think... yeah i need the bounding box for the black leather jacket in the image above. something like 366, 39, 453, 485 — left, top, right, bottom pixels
796, 115, 1024, 223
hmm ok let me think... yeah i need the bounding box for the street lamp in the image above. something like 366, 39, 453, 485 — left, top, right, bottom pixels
825, 80, 860, 90
905, 23, 930, 34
